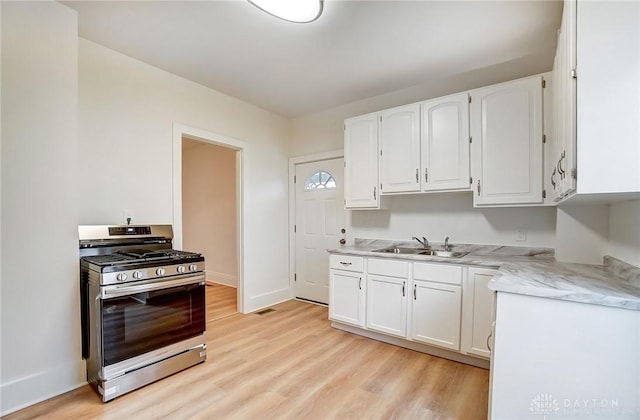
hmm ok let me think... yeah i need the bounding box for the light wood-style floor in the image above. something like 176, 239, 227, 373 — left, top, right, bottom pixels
5, 300, 489, 419
206, 283, 238, 321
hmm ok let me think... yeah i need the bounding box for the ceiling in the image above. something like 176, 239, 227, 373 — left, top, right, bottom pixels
64, 0, 563, 118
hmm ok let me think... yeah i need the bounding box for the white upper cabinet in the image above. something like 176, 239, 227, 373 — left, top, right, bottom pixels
550, 0, 577, 202
470, 75, 544, 206
420, 93, 471, 191
550, 0, 640, 200
344, 113, 381, 208
379, 104, 421, 193
576, 0, 640, 194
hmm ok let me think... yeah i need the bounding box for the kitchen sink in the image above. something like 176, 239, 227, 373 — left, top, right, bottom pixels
420, 250, 469, 258
373, 246, 428, 254
373, 246, 468, 258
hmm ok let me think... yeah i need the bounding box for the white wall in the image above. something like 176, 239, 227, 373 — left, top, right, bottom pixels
555, 203, 610, 264
348, 193, 556, 247
608, 199, 640, 267
1, 2, 81, 414
183, 140, 237, 287
78, 39, 291, 308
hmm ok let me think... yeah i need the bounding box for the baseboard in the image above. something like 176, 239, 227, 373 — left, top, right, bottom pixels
0, 359, 87, 416
331, 321, 490, 370
245, 287, 292, 314
205, 270, 236, 287
205, 280, 237, 288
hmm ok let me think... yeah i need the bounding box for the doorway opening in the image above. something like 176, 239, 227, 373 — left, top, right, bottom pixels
173, 123, 245, 318
182, 138, 238, 320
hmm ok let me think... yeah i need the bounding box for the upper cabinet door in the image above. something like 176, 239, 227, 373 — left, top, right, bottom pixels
379, 104, 421, 193
344, 113, 380, 208
421, 93, 470, 191
470, 75, 544, 206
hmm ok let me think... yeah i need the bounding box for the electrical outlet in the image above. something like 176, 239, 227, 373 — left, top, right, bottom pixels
516, 229, 527, 242
123, 210, 134, 225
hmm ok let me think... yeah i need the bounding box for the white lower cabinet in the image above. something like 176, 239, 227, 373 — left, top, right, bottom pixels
329, 255, 365, 327
366, 275, 407, 337
410, 263, 462, 351
329, 254, 495, 366
366, 258, 409, 338
461, 267, 497, 358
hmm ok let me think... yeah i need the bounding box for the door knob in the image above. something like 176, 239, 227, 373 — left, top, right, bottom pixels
340, 228, 346, 234
339, 239, 346, 245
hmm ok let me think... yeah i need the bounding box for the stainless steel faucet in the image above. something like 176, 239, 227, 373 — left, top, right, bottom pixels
444, 236, 450, 251
412, 236, 429, 249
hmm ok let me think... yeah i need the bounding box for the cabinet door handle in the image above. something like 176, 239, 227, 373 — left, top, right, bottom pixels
487, 330, 493, 352
477, 180, 481, 196
339, 261, 352, 266
415, 168, 419, 183
373, 186, 376, 200
413, 284, 417, 300
358, 277, 362, 290
402, 281, 406, 297
551, 168, 557, 189
425, 168, 428, 183
558, 150, 566, 179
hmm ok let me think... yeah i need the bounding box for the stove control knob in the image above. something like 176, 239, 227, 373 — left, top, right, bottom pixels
116, 273, 128, 282
133, 270, 143, 280
156, 267, 166, 276
189, 264, 198, 272
177, 265, 186, 273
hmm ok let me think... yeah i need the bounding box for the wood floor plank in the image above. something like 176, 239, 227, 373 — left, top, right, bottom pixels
4, 300, 489, 420
206, 283, 237, 321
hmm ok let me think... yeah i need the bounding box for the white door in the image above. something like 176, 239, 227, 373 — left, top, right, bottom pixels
295, 158, 346, 304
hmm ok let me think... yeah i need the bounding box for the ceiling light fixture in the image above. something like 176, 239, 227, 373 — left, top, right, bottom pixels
248, 0, 323, 23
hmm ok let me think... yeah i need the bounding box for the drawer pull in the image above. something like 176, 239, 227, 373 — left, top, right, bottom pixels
339, 262, 352, 266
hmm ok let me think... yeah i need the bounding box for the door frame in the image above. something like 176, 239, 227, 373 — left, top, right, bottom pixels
288, 150, 344, 300
173, 123, 246, 313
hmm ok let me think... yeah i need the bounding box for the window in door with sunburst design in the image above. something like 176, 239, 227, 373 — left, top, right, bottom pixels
304, 170, 337, 191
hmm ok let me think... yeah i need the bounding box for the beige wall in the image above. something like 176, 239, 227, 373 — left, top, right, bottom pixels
182, 139, 237, 286
78, 38, 291, 312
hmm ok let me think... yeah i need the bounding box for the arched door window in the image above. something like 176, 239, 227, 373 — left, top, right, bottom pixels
304, 170, 336, 191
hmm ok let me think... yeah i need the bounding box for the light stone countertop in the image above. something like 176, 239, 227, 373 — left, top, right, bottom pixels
329, 239, 640, 311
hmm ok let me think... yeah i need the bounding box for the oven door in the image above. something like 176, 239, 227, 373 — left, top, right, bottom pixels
98, 274, 206, 379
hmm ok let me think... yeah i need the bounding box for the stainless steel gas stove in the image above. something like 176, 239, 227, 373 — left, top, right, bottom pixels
79, 225, 206, 402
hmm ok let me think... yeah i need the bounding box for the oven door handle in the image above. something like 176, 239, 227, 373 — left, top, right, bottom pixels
100, 274, 205, 299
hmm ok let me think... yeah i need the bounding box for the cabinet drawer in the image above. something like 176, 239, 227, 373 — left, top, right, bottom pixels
330, 255, 364, 272
413, 262, 462, 285
368, 258, 409, 278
